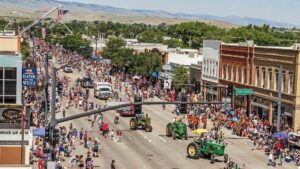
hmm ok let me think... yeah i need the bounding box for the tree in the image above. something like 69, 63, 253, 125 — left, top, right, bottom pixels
20, 41, 30, 60
59, 34, 91, 57
138, 29, 164, 43
131, 52, 162, 76
172, 65, 189, 89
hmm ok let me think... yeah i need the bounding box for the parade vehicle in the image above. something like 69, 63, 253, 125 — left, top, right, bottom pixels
166, 120, 188, 140
187, 139, 228, 164
63, 64, 73, 73
81, 76, 94, 88
93, 82, 112, 100
130, 114, 153, 132
117, 106, 135, 117
107, 101, 135, 117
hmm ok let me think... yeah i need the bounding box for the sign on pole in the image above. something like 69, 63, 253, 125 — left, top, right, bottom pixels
235, 88, 252, 95
164, 79, 172, 89
22, 68, 37, 86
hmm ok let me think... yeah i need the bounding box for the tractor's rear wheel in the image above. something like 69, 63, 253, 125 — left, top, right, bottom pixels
210, 154, 215, 164
130, 118, 137, 130
187, 142, 199, 159
166, 124, 172, 137
172, 131, 176, 140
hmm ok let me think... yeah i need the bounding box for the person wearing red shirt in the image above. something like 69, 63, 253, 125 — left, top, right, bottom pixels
37, 157, 43, 169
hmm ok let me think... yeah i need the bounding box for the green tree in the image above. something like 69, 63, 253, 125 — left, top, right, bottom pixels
131, 52, 162, 76
172, 65, 189, 89
138, 29, 164, 43
59, 34, 91, 57
20, 41, 30, 60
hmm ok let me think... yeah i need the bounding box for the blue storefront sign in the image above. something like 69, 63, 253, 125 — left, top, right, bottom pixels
22, 68, 37, 86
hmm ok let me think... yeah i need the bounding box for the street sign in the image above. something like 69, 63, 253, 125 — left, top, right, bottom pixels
235, 88, 252, 95
22, 68, 37, 86
164, 79, 172, 89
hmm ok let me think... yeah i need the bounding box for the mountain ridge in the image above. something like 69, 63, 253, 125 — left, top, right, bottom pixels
0, 0, 297, 28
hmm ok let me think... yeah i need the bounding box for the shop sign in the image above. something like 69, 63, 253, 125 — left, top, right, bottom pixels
22, 67, 37, 86
0, 129, 32, 142
235, 88, 252, 95
2, 108, 22, 120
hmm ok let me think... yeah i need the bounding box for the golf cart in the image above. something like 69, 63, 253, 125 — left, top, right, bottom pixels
130, 113, 152, 132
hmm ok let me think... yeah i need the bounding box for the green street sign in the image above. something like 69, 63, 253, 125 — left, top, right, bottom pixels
235, 88, 252, 95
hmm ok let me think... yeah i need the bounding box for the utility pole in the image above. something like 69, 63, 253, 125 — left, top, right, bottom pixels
44, 53, 49, 126
276, 65, 283, 131
50, 66, 57, 129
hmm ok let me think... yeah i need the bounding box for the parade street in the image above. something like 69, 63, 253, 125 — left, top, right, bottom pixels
52, 67, 295, 169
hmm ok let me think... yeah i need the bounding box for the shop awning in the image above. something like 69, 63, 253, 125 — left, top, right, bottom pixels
33, 127, 45, 137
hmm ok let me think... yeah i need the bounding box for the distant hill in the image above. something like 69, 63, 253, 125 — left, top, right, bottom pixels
0, 0, 297, 28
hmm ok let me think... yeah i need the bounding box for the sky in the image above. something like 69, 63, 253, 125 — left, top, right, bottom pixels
61, 0, 300, 24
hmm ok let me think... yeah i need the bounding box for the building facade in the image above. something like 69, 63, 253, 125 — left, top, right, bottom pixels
219, 42, 254, 112
202, 40, 221, 101
251, 45, 300, 131
0, 36, 31, 165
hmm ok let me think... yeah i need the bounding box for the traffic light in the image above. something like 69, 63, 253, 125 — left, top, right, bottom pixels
41, 101, 45, 112
45, 127, 50, 142
281, 106, 285, 117
47, 100, 50, 112
134, 96, 142, 114
227, 84, 233, 97
57, 82, 63, 95
180, 94, 187, 114
194, 81, 200, 94
273, 103, 278, 114
52, 128, 60, 146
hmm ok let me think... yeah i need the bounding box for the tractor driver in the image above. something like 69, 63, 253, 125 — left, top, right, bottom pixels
199, 133, 206, 147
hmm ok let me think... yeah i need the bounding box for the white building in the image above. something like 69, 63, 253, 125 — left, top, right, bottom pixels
202, 40, 221, 83
201, 40, 221, 101
166, 48, 203, 67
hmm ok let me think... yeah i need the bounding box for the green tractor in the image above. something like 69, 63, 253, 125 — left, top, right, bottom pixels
130, 114, 153, 132
187, 139, 228, 164
166, 121, 188, 140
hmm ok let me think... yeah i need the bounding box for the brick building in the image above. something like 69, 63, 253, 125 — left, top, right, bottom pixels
219, 42, 254, 112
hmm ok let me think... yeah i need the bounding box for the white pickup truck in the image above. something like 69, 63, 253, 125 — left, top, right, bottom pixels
94, 82, 112, 100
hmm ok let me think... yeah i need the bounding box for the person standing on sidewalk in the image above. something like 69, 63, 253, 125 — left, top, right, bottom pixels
84, 131, 88, 148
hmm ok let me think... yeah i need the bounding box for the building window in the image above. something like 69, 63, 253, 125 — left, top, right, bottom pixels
282, 71, 285, 93
226, 65, 229, 80
222, 65, 226, 79
230, 66, 234, 81
289, 73, 294, 94
261, 68, 265, 88
207, 60, 209, 76
236, 67, 239, 82
215, 61, 218, 77
268, 69, 272, 89
255, 67, 259, 86
0, 67, 17, 104
275, 70, 279, 91
242, 67, 246, 84
212, 61, 215, 78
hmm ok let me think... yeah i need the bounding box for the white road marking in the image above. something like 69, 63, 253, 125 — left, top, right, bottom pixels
238, 140, 247, 145
157, 136, 167, 143
127, 136, 133, 141
144, 136, 152, 143
224, 140, 231, 145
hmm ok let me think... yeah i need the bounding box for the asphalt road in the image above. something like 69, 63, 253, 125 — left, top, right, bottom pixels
55, 68, 295, 169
